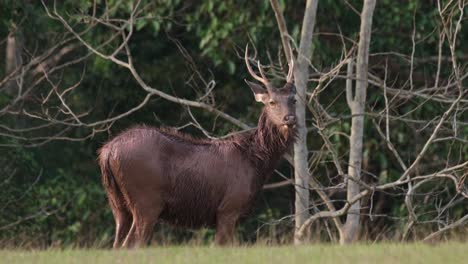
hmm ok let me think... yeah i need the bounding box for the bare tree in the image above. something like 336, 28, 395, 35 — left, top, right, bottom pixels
269, 0, 320, 245
342, 0, 377, 244
294, 0, 467, 244
290, 0, 320, 245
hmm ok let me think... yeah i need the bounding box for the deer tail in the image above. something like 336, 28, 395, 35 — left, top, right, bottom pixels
98, 147, 123, 209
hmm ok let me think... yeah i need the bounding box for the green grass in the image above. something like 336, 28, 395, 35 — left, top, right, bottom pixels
1, 243, 466, 264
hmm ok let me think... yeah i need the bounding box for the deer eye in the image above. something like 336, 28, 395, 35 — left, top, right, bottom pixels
269, 101, 277, 106
292, 99, 297, 104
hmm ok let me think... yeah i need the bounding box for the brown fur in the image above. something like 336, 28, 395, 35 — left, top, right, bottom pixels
98, 83, 297, 248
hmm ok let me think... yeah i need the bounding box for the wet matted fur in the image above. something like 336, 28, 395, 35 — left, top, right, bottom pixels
98, 83, 297, 248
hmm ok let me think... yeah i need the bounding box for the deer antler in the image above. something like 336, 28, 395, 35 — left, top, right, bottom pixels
244, 45, 273, 93
286, 59, 294, 83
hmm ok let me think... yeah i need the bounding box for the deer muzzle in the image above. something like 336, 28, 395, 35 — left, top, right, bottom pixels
283, 115, 297, 127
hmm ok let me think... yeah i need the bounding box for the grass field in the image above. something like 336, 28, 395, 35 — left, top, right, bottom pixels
1, 243, 466, 264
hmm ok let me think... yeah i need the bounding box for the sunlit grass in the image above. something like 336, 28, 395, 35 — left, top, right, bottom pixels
1, 243, 466, 264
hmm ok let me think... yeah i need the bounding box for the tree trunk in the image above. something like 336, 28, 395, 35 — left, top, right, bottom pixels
268, 0, 319, 245
293, 0, 318, 245
5, 28, 23, 95
341, 0, 376, 244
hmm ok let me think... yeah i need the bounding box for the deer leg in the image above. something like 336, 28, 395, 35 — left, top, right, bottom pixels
107, 186, 132, 249
111, 206, 132, 248
215, 213, 239, 245
122, 219, 137, 248
122, 204, 163, 248
122, 215, 156, 248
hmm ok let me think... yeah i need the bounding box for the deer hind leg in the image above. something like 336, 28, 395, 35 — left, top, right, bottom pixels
111, 206, 132, 248
215, 212, 239, 246
107, 189, 132, 248
122, 200, 164, 248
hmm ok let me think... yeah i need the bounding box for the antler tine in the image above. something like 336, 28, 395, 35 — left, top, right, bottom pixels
286, 59, 294, 83
256, 62, 273, 94
257, 61, 268, 81
256, 61, 273, 93
245, 45, 272, 91
244, 45, 264, 83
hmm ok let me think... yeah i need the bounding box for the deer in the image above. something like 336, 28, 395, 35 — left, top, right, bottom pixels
98, 47, 297, 248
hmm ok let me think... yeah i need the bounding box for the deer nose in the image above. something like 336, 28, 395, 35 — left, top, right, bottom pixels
284, 115, 296, 125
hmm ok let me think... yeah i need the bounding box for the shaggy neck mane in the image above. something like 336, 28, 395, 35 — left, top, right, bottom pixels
234, 109, 296, 185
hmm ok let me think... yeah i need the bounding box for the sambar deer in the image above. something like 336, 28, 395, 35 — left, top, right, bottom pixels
98, 47, 297, 248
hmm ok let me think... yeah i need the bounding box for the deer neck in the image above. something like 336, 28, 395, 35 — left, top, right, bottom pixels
245, 109, 296, 184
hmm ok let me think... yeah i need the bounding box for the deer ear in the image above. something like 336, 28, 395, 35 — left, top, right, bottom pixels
245, 80, 269, 103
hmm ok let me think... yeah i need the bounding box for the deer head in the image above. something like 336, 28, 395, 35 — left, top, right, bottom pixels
244, 46, 297, 130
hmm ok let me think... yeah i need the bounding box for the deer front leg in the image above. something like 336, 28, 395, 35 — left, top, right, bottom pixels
215, 213, 239, 245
